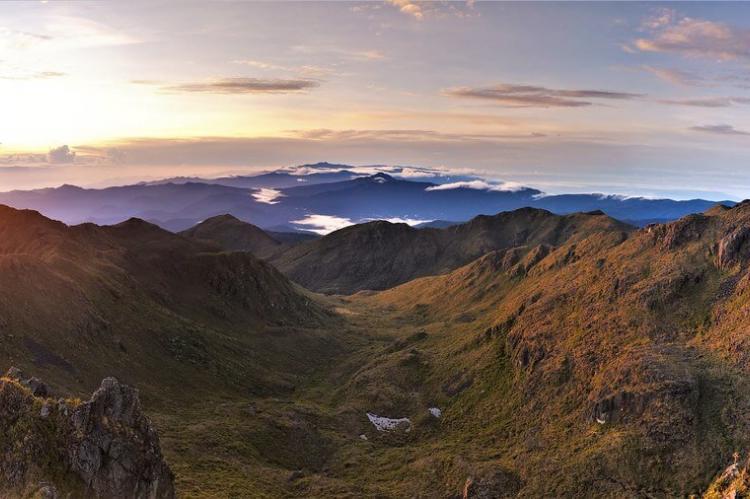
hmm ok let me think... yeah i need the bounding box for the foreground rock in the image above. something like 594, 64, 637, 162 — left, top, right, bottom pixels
0, 368, 174, 498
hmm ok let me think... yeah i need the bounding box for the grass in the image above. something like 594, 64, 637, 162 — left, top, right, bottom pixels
7, 205, 750, 496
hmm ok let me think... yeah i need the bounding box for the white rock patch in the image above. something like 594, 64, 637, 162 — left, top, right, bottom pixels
366, 412, 411, 432
428, 407, 442, 418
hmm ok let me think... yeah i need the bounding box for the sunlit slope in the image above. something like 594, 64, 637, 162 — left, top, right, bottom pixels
347, 201, 750, 496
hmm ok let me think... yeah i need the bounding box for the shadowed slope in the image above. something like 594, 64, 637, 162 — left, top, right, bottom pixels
0, 205, 334, 400
179, 214, 285, 258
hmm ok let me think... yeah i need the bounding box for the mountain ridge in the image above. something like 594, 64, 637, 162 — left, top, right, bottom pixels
271, 207, 633, 294
0, 165, 733, 232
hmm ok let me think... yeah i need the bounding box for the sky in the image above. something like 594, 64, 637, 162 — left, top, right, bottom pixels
1, 1, 750, 199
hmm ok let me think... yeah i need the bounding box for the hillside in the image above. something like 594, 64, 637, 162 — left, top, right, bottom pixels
6, 201, 750, 496
0, 204, 352, 496
0, 203, 335, 400
179, 214, 285, 258
272, 207, 633, 294
333, 201, 750, 496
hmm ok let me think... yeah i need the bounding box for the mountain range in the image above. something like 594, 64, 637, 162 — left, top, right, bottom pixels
0, 162, 733, 233
5, 198, 750, 496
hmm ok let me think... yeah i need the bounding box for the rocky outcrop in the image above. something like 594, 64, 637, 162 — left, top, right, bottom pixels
0, 369, 174, 498
716, 226, 750, 270
649, 214, 708, 250
68, 377, 175, 498
4, 367, 51, 397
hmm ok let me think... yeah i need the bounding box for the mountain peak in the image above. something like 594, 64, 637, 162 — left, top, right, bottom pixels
201, 213, 241, 224
180, 213, 283, 257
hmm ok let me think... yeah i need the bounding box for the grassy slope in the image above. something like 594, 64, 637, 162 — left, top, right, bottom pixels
8, 204, 750, 496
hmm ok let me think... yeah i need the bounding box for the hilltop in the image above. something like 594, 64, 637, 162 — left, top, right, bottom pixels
179, 214, 285, 258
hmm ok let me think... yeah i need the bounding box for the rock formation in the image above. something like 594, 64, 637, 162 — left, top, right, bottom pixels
0, 368, 175, 498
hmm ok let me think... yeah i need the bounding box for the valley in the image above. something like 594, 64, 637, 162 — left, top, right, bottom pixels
5, 201, 750, 497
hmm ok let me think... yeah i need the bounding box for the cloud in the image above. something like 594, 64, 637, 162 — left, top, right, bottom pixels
0, 70, 66, 81
252, 187, 284, 204
689, 124, 750, 136
383, 0, 476, 20
231, 59, 336, 78
641, 66, 706, 87
425, 179, 527, 192
640, 8, 678, 30
659, 96, 750, 108
47, 145, 76, 164
290, 44, 386, 62
138, 78, 319, 95
289, 128, 545, 141
443, 83, 642, 108
634, 12, 750, 61
291, 214, 354, 235
387, 0, 424, 20
355, 50, 386, 61
364, 217, 431, 225
0, 27, 52, 51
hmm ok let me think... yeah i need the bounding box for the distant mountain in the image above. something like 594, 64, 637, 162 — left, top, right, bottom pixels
533, 193, 730, 223
271, 207, 632, 294
147, 163, 361, 189
277, 173, 544, 223
0, 182, 265, 229
0, 166, 734, 232
180, 214, 284, 258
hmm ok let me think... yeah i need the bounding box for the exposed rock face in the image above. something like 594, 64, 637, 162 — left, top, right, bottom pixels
717, 226, 750, 270
0, 370, 174, 498
68, 377, 175, 498
650, 214, 708, 250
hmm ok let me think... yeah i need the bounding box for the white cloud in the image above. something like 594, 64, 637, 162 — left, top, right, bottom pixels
634, 11, 750, 61
252, 187, 284, 204
364, 217, 431, 225
387, 0, 424, 20
383, 0, 477, 21
291, 214, 354, 235
425, 179, 527, 192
